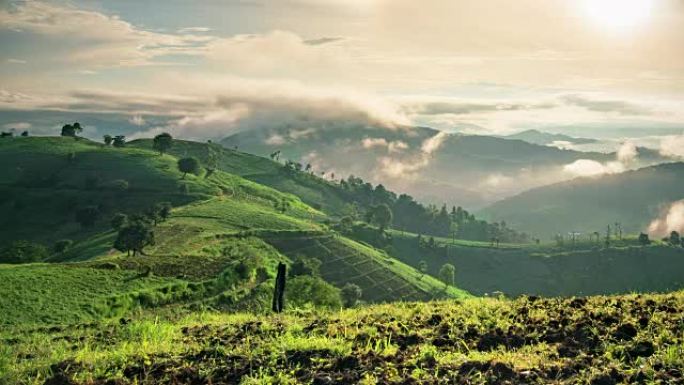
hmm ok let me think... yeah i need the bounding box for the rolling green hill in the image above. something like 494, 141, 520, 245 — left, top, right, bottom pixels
0, 136, 464, 326
481, 162, 684, 238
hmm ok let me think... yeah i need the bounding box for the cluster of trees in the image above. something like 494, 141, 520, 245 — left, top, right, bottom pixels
0, 240, 48, 264
111, 202, 172, 256
337, 175, 529, 242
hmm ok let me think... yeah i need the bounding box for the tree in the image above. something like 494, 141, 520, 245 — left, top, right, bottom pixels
103, 135, 113, 145
638, 233, 651, 246
289, 256, 321, 277
157, 202, 172, 222
153, 133, 173, 155
20, 131, 28, 137
670, 231, 681, 246
112, 135, 126, 148
371, 204, 393, 232
61, 122, 83, 137
341, 283, 362, 307
286, 276, 342, 309
75, 206, 100, 228
114, 221, 155, 256
177, 157, 201, 179
111, 213, 128, 230
439, 263, 456, 288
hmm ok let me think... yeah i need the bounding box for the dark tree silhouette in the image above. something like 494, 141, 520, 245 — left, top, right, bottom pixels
103, 135, 113, 145
61, 122, 83, 137
114, 221, 155, 256
153, 133, 173, 155
111, 213, 128, 230
112, 135, 126, 148
177, 157, 201, 179
372, 204, 393, 232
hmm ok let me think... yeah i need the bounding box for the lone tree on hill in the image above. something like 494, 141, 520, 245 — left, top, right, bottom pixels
177, 157, 201, 179
638, 232, 651, 246
103, 135, 113, 145
153, 133, 173, 155
61, 122, 83, 137
75, 206, 100, 228
439, 263, 456, 288
341, 283, 362, 307
112, 135, 126, 148
114, 221, 155, 256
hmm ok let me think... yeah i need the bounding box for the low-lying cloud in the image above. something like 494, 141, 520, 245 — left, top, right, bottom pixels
659, 135, 684, 159
648, 200, 684, 238
563, 141, 638, 177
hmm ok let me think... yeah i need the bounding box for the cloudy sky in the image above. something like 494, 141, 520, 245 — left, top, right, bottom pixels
1, 0, 683, 142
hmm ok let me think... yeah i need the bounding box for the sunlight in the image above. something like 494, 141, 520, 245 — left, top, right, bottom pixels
583, 0, 654, 29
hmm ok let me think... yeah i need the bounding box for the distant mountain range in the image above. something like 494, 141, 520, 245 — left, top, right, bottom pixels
481, 162, 684, 239
221, 124, 665, 208
504, 129, 597, 146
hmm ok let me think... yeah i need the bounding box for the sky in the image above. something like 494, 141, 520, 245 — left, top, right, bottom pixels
1, 0, 683, 144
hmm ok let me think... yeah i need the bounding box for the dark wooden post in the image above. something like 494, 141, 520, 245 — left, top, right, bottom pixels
272, 263, 287, 313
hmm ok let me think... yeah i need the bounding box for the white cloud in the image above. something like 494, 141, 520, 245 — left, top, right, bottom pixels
616, 140, 637, 164
128, 115, 146, 126
178, 27, 211, 34
563, 159, 625, 177
648, 200, 684, 238
659, 135, 684, 159
6, 58, 26, 64
0, 2, 214, 67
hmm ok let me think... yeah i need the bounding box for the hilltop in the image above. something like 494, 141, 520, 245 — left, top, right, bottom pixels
481, 162, 684, 238
504, 129, 597, 146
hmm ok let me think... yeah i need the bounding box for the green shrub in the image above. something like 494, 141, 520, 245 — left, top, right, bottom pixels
0, 241, 48, 264
286, 276, 342, 309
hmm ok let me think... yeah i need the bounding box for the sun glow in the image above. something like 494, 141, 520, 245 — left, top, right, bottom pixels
584, 0, 654, 29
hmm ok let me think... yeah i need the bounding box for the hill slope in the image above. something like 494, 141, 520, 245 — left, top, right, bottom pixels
220, 125, 646, 208
0, 136, 464, 325
481, 162, 684, 238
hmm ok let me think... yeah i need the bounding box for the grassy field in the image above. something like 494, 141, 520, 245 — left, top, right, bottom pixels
3, 291, 684, 384
0, 137, 462, 329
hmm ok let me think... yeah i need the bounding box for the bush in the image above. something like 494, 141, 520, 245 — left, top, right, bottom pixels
289, 256, 321, 277
0, 241, 48, 264
341, 283, 362, 308
286, 276, 342, 309
52, 239, 73, 254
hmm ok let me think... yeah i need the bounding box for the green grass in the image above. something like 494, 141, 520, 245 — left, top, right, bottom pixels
0, 264, 181, 325
4, 291, 684, 384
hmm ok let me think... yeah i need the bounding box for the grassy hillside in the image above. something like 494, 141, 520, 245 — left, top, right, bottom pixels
130, 139, 356, 215
481, 162, 684, 238
0, 136, 463, 327
385, 231, 684, 296
4, 292, 684, 384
